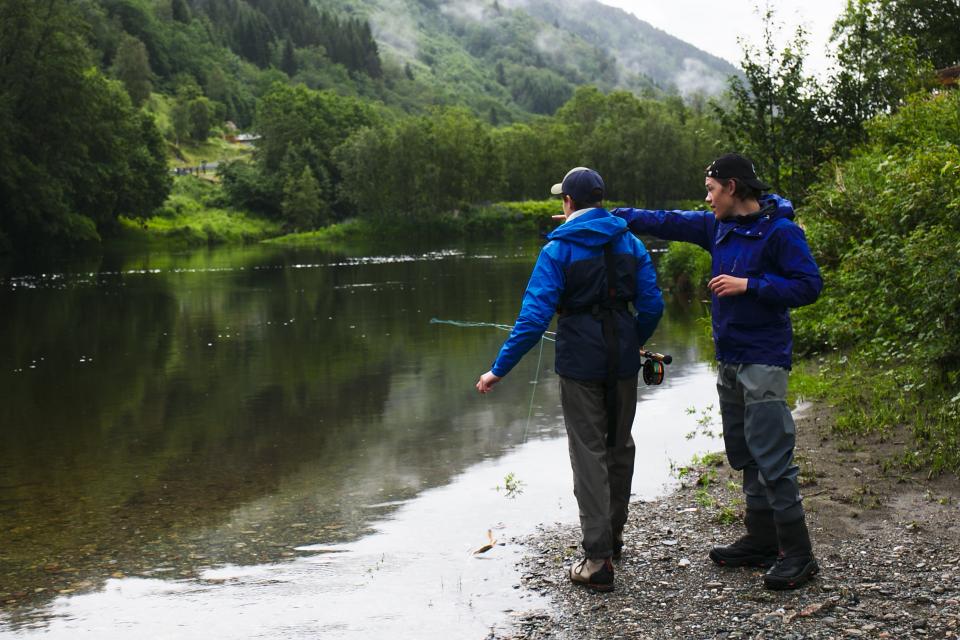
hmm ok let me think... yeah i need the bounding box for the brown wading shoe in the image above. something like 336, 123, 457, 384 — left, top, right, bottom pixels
569, 557, 615, 592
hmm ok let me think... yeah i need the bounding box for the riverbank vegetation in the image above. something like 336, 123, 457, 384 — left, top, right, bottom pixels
791, 89, 960, 472
116, 177, 281, 247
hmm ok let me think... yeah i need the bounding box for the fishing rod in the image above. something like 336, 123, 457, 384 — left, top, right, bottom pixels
431, 318, 672, 385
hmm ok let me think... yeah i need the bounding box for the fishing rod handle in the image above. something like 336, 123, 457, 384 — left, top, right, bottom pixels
640, 350, 673, 365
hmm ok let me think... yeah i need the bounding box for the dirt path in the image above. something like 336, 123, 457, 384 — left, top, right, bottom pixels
501, 402, 960, 639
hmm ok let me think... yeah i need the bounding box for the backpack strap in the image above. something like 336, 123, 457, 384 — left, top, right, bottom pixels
601, 241, 620, 448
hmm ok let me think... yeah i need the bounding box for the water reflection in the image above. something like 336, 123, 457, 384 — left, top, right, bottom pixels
0, 239, 718, 637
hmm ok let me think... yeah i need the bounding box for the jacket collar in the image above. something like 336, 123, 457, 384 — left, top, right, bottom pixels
716, 200, 778, 243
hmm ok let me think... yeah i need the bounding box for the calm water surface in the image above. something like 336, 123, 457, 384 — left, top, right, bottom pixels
0, 238, 720, 638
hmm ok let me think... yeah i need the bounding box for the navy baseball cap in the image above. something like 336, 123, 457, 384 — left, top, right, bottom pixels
705, 153, 770, 191
550, 167, 605, 203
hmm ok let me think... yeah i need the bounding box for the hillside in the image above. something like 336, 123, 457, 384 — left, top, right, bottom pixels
329, 0, 740, 116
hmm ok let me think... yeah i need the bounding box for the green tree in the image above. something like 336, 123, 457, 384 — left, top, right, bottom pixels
0, 0, 169, 251
171, 0, 190, 23
280, 38, 297, 76
172, 98, 191, 145
281, 166, 328, 230
112, 33, 152, 107
718, 9, 825, 199
188, 96, 214, 141
823, 0, 934, 154
255, 83, 375, 174
877, 0, 960, 69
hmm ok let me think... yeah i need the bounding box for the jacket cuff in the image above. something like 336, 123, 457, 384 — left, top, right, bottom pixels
746, 278, 760, 295
491, 363, 509, 377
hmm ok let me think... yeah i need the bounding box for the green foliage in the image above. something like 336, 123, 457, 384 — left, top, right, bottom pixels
282, 166, 329, 231
255, 83, 375, 175
717, 9, 825, 201
496, 471, 525, 499
0, 0, 170, 251
332, 87, 721, 223
187, 96, 215, 141
793, 90, 960, 471
120, 176, 280, 245
823, 0, 935, 154
863, 0, 960, 70
658, 242, 712, 298
112, 33, 152, 106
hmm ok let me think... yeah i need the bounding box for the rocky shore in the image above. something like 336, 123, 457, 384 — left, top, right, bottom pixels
501, 402, 960, 639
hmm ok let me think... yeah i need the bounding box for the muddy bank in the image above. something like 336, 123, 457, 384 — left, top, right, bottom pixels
501, 402, 960, 639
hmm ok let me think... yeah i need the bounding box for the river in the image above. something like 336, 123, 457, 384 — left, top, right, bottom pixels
0, 237, 720, 638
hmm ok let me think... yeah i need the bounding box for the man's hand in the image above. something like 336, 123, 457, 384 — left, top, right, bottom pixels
552, 214, 565, 222
476, 371, 502, 394
708, 274, 749, 297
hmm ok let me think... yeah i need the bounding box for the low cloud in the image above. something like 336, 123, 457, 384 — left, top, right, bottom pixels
439, 0, 488, 22
673, 57, 727, 96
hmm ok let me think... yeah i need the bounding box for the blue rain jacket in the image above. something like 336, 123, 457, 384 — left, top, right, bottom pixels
491, 208, 664, 381
612, 194, 822, 369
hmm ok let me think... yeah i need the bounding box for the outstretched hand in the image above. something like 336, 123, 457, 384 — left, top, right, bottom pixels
708, 274, 748, 297
476, 371, 502, 394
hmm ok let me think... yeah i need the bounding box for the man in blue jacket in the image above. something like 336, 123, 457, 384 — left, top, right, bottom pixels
476, 167, 664, 593
612, 153, 823, 590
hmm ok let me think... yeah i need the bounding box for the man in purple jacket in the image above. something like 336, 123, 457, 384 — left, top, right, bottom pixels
612, 153, 823, 590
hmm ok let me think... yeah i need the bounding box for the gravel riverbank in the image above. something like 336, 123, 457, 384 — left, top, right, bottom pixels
499, 402, 960, 639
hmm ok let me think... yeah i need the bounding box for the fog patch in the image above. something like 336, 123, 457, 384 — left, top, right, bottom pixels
534, 27, 564, 59
369, 0, 420, 59
673, 58, 726, 96
440, 0, 488, 22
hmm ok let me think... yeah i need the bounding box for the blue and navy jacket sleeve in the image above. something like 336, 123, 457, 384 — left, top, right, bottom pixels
747, 222, 823, 308
611, 208, 714, 251
490, 247, 564, 377
631, 238, 663, 345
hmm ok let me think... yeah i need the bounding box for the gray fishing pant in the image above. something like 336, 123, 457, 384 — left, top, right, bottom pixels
560, 375, 638, 559
717, 362, 803, 523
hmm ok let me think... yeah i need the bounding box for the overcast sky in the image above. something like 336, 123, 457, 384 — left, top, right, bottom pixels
597, 0, 850, 78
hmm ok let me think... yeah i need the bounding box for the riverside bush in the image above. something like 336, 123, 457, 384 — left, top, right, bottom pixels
658, 242, 712, 297
793, 90, 960, 471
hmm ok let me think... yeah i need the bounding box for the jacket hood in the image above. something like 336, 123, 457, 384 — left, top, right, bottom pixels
546, 208, 627, 247
760, 193, 795, 221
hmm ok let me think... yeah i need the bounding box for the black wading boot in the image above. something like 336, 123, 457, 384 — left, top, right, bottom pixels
764, 517, 819, 590
709, 508, 778, 568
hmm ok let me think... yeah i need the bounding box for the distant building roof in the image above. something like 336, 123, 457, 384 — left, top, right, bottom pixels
936, 65, 960, 87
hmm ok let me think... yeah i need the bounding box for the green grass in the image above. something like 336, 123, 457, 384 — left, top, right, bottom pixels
265, 199, 571, 246
116, 176, 281, 247
791, 351, 960, 473
263, 218, 370, 247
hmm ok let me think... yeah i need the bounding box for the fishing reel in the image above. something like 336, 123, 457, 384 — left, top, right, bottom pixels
640, 350, 673, 385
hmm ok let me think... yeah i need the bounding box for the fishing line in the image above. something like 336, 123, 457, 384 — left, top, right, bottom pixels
430, 317, 552, 442
522, 334, 546, 443
429, 317, 556, 342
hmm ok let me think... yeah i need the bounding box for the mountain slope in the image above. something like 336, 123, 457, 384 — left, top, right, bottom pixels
329, 0, 739, 116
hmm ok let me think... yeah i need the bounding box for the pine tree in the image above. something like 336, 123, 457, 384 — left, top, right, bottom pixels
113, 34, 153, 107
171, 0, 190, 23
282, 166, 327, 230
281, 38, 297, 75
